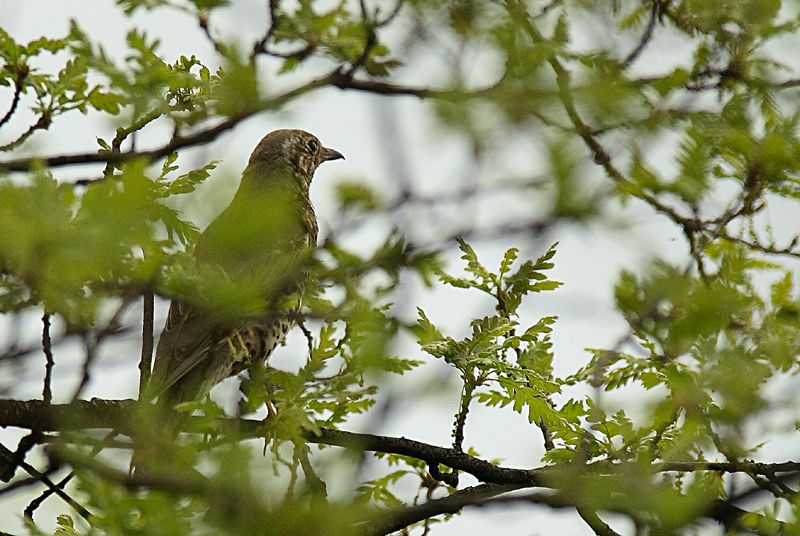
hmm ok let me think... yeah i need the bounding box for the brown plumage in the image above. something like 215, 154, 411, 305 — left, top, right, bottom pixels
147, 128, 343, 414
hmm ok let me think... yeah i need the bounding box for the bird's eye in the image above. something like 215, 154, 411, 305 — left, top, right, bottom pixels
307, 139, 319, 153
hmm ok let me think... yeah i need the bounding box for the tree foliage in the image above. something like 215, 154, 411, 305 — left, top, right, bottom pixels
1, 0, 800, 535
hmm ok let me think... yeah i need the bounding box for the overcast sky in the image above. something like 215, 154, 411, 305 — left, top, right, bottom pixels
2, 2, 799, 534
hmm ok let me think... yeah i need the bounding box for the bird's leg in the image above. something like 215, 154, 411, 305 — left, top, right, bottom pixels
225, 335, 238, 355
234, 330, 247, 350
264, 369, 278, 422
260, 400, 278, 457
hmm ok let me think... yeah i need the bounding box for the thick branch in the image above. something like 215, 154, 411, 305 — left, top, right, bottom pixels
1, 398, 799, 484
0, 398, 132, 432
363, 483, 525, 536
404, 491, 784, 535
309, 427, 537, 485
2, 398, 796, 534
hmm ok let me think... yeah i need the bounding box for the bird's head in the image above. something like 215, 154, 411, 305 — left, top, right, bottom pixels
247, 129, 344, 187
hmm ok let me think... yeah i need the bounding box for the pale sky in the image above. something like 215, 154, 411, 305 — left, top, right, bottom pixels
2, 2, 798, 535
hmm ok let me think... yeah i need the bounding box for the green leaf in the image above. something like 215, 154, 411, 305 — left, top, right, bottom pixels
506, 243, 561, 295
457, 237, 490, 281
96, 137, 111, 151
165, 160, 219, 196
335, 181, 379, 213
499, 247, 518, 276
190, 0, 231, 9
412, 308, 444, 345
86, 87, 126, 114
54, 514, 80, 536
213, 58, 260, 117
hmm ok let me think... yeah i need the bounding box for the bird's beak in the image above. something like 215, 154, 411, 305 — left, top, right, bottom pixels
321, 147, 345, 162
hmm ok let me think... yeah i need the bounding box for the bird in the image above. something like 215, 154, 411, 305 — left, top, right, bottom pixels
137, 129, 343, 459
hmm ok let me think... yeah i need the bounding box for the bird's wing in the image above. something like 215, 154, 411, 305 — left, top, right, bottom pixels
193, 192, 317, 306
148, 245, 312, 403
147, 300, 223, 401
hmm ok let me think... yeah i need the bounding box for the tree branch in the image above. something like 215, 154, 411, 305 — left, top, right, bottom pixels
1, 398, 799, 484
362, 483, 525, 536
0, 75, 330, 173
0, 72, 484, 174
101, 109, 163, 177
406, 490, 785, 535
41, 314, 54, 405
1, 398, 796, 532
48, 444, 213, 496
2, 112, 245, 171
621, 0, 659, 68
0, 113, 52, 153
0, 73, 26, 129
504, 0, 703, 239
139, 291, 155, 396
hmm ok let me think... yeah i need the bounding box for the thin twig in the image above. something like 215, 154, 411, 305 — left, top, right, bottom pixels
296, 443, 327, 498
252, 0, 282, 60
0, 433, 40, 482
71, 298, 133, 401
139, 291, 155, 396
26, 429, 122, 519
537, 419, 555, 451
503, 0, 700, 236
344, 0, 377, 77
71, 332, 98, 402
101, 109, 163, 178
198, 11, 228, 56
576, 506, 622, 536
297, 318, 314, 359
41, 314, 54, 405
0, 476, 44, 499
452, 381, 474, 452
24, 471, 74, 520
621, 0, 659, 68
0, 113, 52, 152
0, 73, 26, 129
719, 230, 800, 259
18, 456, 91, 522
375, 0, 406, 28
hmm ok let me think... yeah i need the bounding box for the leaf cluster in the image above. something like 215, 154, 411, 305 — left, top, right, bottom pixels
0, 157, 214, 324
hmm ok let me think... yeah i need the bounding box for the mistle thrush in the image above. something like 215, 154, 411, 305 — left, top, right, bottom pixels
147, 129, 343, 413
